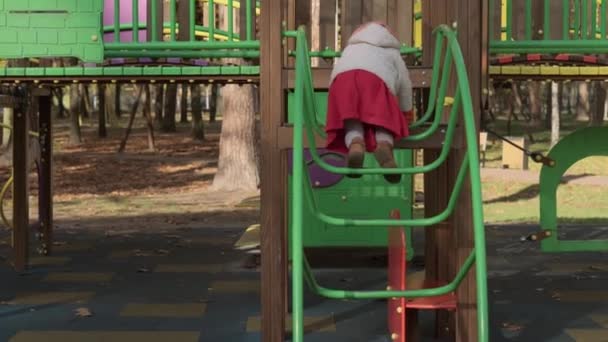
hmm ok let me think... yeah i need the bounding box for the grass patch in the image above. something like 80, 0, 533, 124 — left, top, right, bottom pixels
483, 117, 608, 175
483, 180, 608, 224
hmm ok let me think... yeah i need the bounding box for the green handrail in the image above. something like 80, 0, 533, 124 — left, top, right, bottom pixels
493, 0, 608, 53
290, 24, 489, 342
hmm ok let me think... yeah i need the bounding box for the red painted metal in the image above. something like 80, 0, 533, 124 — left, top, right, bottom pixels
387, 209, 406, 342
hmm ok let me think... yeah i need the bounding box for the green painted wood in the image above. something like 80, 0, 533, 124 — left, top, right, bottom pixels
0, 0, 104, 62
286, 91, 415, 253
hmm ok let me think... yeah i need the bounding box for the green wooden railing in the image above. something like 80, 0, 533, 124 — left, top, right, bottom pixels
491, 0, 608, 54
105, 0, 260, 59
286, 24, 489, 342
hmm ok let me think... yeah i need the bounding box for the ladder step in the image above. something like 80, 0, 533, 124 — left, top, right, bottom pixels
406, 293, 456, 310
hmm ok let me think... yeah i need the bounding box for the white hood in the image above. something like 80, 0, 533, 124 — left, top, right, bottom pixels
347, 23, 401, 50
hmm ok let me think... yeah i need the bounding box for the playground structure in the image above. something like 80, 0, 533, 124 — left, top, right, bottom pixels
0, 0, 606, 341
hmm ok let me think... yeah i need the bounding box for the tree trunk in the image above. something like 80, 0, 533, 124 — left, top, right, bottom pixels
161, 84, 178, 132
2, 107, 12, 148
54, 87, 65, 119
143, 84, 156, 151
115, 84, 122, 118
191, 84, 205, 141
79, 84, 89, 120
591, 81, 606, 126
577, 81, 590, 121
68, 84, 82, 145
310, 0, 320, 67
212, 83, 259, 191
118, 85, 144, 153
180, 84, 189, 123
551, 81, 560, 148
98, 84, 107, 138
527, 81, 542, 127
81, 85, 91, 118
105, 85, 116, 122
209, 84, 218, 122
154, 84, 164, 124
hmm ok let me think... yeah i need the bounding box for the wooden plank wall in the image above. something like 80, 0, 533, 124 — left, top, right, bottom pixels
340, 0, 413, 46
422, 1, 486, 342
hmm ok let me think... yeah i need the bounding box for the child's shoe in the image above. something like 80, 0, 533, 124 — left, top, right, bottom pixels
346, 138, 365, 178
374, 142, 401, 184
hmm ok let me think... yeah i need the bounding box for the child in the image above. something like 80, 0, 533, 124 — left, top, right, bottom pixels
325, 21, 414, 184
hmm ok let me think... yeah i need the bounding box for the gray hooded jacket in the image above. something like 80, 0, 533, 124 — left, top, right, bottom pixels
329, 23, 413, 112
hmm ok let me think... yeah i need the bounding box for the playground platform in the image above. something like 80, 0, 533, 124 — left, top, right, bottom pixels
1, 223, 607, 342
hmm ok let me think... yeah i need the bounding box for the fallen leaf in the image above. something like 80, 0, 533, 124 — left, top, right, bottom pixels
75, 307, 93, 317
501, 322, 523, 332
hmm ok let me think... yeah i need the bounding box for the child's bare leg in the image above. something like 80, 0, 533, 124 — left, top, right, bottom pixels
374, 127, 401, 183
344, 119, 365, 177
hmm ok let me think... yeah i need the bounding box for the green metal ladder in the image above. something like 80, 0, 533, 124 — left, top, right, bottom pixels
286, 24, 490, 342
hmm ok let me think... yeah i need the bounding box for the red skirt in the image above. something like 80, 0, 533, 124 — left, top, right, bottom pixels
325, 69, 411, 154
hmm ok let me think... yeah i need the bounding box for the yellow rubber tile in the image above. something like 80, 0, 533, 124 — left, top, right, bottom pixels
9, 331, 200, 342
29, 257, 70, 266
43, 272, 114, 283
246, 315, 336, 332
4, 292, 94, 305
565, 329, 608, 342
120, 303, 206, 317
591, 315, 608, 328
208, 280, 260, 293
155, 264, 224, 273
557, 291, 608, 302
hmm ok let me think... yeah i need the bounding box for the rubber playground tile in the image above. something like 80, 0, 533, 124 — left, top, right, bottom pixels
8, 331, 200, 342
119, 303, 206, 318
591, 315, 608, 328
4, 291, 95, 305
537, 262, 608, 276
208, 280, 260, 293
181, 236, 235, 245
565, 329, 608, 341
154, 264, 225, 273
246, 315, 336, 333
43, 272, 114, 283
108, 249, 172, 259
52, 242, 94, 253
28, 257, 71, 266
556, 290, 608, 302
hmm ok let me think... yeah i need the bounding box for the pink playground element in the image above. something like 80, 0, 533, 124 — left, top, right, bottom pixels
103, 0, 148, 43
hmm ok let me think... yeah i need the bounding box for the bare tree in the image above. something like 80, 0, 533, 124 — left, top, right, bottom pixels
98, 84, 107, 138
118, 85, 144, 153
143, 85, 156, 151
577, 81, 591, 122
161, 84, 178, 132
310, 0, 320, 67
550, 82, 560, 147
191, 84, 205, 141
68, 84, 83, 145
591, 81, 606, 126
180, 84, 189, 123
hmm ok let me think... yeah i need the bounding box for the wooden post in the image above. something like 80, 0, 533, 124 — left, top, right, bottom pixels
260, 0, 287, 341
177, 0, 192, 41
146, 0, 164, 41
38, 94, 53, 256
422, 1, 486, 341
13, 91, 29, 272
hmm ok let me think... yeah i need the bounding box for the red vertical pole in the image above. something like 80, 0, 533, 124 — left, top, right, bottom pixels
388, 209, 406, 342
